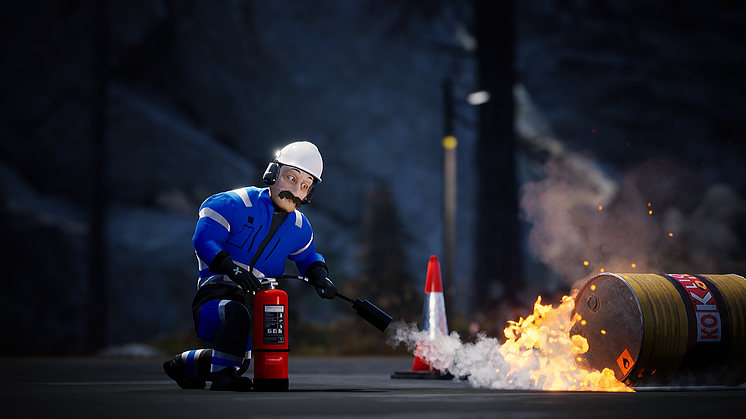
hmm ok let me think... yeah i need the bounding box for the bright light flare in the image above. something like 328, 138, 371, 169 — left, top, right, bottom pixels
467, 91, 490, 105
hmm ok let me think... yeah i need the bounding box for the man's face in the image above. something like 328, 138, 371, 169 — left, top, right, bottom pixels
269, 165, 315, 212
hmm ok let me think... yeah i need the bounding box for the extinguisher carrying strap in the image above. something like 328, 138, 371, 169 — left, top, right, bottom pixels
248, 211, 289, 273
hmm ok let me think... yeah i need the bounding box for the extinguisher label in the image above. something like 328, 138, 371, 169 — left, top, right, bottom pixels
263, 304, 285, 345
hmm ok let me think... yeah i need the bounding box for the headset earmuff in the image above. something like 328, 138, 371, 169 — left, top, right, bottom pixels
263, 161, 279, 185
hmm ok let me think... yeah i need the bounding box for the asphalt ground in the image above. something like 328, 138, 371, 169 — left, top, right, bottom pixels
2, 357, 744, 419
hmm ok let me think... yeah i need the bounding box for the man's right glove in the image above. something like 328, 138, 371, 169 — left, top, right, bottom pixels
210, 250, 261, 294
307, 263, 336, 300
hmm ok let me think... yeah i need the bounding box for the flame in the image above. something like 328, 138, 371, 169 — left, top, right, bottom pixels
499, 292, 633, 392
390, 293, 635, 392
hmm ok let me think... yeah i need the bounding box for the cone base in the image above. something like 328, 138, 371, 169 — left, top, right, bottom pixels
390, 371, 454, 380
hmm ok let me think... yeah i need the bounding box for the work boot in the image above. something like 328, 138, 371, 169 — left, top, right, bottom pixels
209, 368, 253, 391
163, 358, 207, 390
237, 358, 251, 376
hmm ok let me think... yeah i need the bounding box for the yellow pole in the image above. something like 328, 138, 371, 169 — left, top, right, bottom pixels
442, 135, 457, 299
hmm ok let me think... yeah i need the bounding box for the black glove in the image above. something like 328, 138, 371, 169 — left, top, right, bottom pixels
210, 250, 261, 294
307, 264, 336, 300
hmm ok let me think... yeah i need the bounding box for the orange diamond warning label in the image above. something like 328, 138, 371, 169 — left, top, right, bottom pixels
616, 348, 634, 376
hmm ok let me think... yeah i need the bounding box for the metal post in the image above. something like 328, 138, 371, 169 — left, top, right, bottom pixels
473, 0, 521, 310
88, 0, 109, 353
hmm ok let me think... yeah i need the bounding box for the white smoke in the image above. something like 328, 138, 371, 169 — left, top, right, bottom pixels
515, 84, 746, 287
387, 321, 544, 390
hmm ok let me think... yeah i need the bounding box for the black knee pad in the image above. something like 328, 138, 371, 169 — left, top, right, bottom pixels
211, 300, 252, 358
222, 300, 251, 329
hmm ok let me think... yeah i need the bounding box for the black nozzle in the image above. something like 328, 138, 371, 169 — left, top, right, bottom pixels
351, 298, 392, 332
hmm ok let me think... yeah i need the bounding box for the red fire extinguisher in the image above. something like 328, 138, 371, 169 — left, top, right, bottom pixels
252, 279, 289, 391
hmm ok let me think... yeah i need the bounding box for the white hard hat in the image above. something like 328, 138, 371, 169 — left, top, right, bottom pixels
275, 141, 323, 183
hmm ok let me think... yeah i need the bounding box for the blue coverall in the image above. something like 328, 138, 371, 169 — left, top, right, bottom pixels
188, 186, 325, 376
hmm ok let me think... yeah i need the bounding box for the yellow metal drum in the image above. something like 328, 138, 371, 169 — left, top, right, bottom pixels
571, 273, 746, 387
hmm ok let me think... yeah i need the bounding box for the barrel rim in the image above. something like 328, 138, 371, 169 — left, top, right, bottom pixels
576, 272, 646, 384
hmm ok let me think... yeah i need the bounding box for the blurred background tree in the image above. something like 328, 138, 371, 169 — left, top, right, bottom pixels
346, 183, 421, 324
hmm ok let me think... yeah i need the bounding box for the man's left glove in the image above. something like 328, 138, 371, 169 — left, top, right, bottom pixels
210, 250, 262, 294
307, 264, 336, 300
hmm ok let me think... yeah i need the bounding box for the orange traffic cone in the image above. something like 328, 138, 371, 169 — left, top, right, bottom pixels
391, 255, 453, 380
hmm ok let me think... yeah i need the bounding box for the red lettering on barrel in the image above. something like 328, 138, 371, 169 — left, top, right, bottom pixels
669, 274, 721, 343
696, 312, 721, 341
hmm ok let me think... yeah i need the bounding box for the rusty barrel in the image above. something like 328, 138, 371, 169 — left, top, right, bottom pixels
571, 273, 746, 387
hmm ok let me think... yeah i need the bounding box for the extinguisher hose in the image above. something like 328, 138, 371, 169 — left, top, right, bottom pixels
262, 275, 392, 332
264, 275, 354, 303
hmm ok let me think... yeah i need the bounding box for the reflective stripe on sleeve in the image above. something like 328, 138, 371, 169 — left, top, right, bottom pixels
199, 207, 230, 232
197, 253, 209, 271
290, 233, 313, 256
233, 188, 252, 207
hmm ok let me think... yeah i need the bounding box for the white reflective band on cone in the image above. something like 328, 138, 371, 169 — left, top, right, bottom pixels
422, 291, 449, 341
